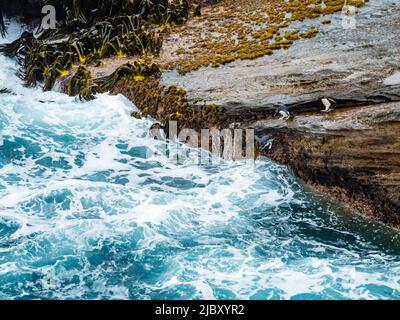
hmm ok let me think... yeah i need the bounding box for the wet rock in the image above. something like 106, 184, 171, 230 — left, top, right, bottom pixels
160, 0, 400, 113
157, 0, 400, 226
252, 102, 400, 226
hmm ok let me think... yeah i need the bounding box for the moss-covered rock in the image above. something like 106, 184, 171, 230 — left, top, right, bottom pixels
160, 0, 367, 74
111, 72, 225, 132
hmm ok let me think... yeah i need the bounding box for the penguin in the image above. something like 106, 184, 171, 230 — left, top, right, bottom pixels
255, 135, 275, 151
321, 97, 336, 112
149, 122, 167, 140
275, 106, 292, 121
228, 122, 241, 129
254, 135, 274, 160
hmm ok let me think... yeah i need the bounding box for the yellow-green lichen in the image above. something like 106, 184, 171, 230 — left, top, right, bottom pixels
162, 0, 368, 74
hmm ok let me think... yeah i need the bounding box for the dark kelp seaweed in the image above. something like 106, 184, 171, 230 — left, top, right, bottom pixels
0, 0, 199, 91
65, 65, 99, 101
95, 60, 161, 92
64, 60, 161, 101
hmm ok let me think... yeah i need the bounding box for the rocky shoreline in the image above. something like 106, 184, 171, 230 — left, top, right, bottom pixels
2, 0, 400, 227
96, 0, 400, 227
117, 0, 400, 227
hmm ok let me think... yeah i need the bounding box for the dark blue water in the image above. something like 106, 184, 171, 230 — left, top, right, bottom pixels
0, 23, 399, 300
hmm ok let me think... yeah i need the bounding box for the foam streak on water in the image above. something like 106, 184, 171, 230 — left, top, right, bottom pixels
0, 22, 400, 300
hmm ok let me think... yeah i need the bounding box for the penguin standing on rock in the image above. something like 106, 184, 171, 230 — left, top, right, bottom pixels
228, 122, 241, 129
254, 135, 275, 160
255, 135, 275, 151
275, 106, 292, 121
149, 122, 167, 140
321, 97, 336, 112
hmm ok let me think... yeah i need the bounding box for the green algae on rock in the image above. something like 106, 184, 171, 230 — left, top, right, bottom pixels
159, 0, 367, 74
111, 72, 225, 133
65, 60, 161, 101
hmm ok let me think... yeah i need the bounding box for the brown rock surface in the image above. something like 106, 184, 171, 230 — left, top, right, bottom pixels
157, 0, 400, 226
252, 102, 400, 226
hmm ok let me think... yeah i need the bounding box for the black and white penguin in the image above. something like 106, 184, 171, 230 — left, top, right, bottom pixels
254, 135, 275, 160
149, 122, 167, 140
321, 97, 336, 112
228, 122, 241, 129
275, 106, 292, 121
255, 135, 275, 151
